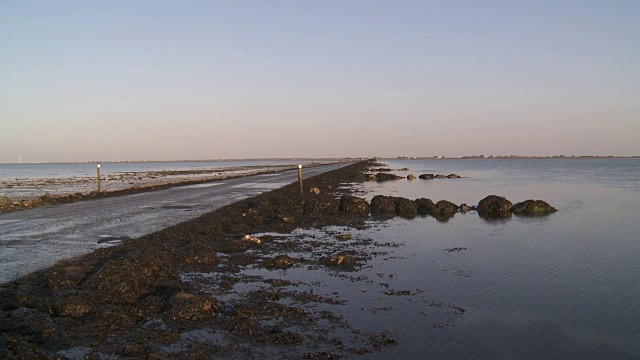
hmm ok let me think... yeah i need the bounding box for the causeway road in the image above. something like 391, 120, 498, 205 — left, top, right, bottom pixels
0, 163, 344, 283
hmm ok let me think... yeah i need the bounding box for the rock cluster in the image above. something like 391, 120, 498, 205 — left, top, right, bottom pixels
338, 194, 557, 221
419, 173, 461, 179
510, 200, 558, 216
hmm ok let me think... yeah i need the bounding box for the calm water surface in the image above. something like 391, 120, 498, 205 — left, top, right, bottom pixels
352, 159, 639, 358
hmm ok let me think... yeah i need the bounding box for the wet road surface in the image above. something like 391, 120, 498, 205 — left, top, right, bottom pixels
0, 164, 343, 283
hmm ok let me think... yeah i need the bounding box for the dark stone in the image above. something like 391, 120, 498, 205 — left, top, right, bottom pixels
434, 200, 458, 216
0, 196, 12, 207
460, 203, 472, 213
370, 195, 418, 217
510, 200, 557, 216
447, 174, 461, 178
86, 252, 181, 305
394, 197, 418, 217
435, 174, 447, 179
168, 293, 217, 323
398, 167, 410, 171
415, 198, 435, 215
477, 195, 513, 218
339, 195, 369, 215
407, 174, 416, 180
418, 174, 435, 180
56, 297, 92, 318
370, 195, 397, 215
376, 173, 403, 181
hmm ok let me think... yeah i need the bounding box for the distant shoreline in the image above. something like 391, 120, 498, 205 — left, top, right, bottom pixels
384, 156, 640, 160
0, 157, 359, 166
2, 156, 638, 166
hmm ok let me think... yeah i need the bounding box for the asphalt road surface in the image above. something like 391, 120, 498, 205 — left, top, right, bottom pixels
0, 163, 344, 284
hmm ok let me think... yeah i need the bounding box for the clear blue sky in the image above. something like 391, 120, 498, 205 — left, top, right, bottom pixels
2, 0, 639, 162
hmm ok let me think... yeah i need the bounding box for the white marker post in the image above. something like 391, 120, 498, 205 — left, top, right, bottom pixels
298, 164, 303, 195
97, 164, 101, 192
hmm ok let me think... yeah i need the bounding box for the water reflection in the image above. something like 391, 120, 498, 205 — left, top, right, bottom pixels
478, 214, 513, 225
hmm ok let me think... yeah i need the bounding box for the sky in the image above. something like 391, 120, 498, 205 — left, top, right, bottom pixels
1, 0, 639, 163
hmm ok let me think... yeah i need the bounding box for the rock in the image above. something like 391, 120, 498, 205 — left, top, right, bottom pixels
370, 168, 392, 172
55, 297, 92, 318
435, 174, 447, 179
303, 196, 339, 213
370, 195, 418, 217
242, 235, 262, 244
418, 174, 435, 180
326, 253, 357, 268
339, 195, 370, 215
168, 293, 217, 323
395, 197, 418, 217
447, 174, 461, 178
434, 200, 458, 216
477, 195, 513, 218
366, 174, 377, 181
87, 252, 181, 305
415, 198, 435, 215
370, 195, 397, 215
335, 233, 352, 240
0, 196, 12, 206
262, 255, 297, 270
459, 203, 472, 213
398, 167, 410, 171
407, 174, 416, 180
20, 199, 35, 207
510, 200, 557, 216
309, 187, 321, 194
376, 173, 404, 181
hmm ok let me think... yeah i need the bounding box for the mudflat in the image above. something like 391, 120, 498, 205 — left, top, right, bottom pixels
1, 160, 401, 358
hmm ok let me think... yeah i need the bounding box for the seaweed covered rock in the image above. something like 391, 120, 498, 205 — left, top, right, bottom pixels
168, 292, 218, 324
0, 196, 12, 207
395, 197, 418, 217
418, 174, 435, 180
434, 200, 458, 217
415, 198, 436, 215
338, 195, 369, 215
55, 296, 93, 318
376, 173, 404, 181
477, 195, 513, 218
370, 195, 397, 215
510, 200, 557, 216
302, 195, 339, 214
370, 195, 417, 217
86, 252, 181, 304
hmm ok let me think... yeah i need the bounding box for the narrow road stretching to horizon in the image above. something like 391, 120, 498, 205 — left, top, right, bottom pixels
0, 163, 344, 283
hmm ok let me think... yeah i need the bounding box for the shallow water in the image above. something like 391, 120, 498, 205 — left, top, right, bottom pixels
355, 159, 640, 358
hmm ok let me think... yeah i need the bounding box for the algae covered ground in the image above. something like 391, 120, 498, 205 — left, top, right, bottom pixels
1, 160, 417, 358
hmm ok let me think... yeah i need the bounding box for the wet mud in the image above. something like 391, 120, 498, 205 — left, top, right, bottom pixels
0, 160, 408, 358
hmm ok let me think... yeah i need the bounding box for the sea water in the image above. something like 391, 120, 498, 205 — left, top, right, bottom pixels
352, 158, 640, 359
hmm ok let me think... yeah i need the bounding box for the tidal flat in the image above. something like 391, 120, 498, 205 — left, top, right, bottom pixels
1, 158, 638, 359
